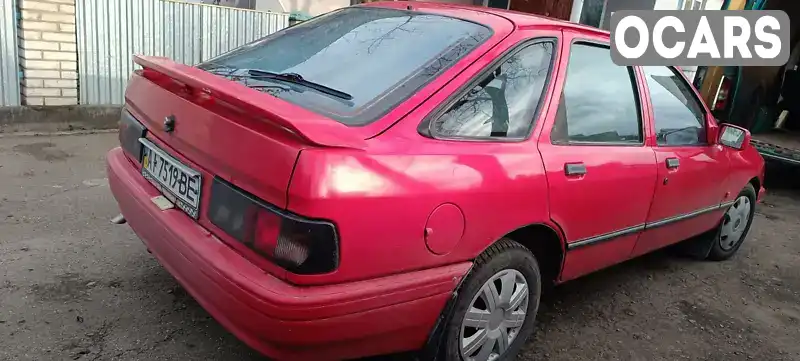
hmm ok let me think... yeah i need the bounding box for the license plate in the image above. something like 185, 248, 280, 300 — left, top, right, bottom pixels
139, 139, 202, 219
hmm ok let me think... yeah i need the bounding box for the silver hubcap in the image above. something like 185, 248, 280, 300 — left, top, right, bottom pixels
460, 269, 529, 361
720, 196, 752, 251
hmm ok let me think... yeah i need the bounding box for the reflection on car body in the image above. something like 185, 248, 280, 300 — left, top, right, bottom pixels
107, 3, 766, 361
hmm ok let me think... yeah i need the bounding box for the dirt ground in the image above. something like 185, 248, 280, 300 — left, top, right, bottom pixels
1, 132, 800, 361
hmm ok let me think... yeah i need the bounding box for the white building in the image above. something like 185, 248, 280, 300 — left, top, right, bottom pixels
570, 0, 724, 29
189, 0, 350, 17
569, 0, 725, 80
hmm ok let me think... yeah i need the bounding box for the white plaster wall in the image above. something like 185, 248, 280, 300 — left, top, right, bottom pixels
705, 0, 724, 10
654, 0, 677, 10
655, 0, 724, 10
191, 0, 349, 16
276, 0, 349, 16
255, 0, 286, 12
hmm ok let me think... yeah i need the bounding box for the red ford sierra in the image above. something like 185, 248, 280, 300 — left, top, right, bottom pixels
107, 2, 766, 361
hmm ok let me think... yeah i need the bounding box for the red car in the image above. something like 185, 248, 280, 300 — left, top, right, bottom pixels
107, 2, 766, 361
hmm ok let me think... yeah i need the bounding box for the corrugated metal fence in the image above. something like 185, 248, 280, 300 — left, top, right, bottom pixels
0, 0, 20, 106
76, 0, 289, 105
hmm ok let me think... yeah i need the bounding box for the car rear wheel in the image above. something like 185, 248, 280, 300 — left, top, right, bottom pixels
442, 239, 541, 361
708, 184, 757, 261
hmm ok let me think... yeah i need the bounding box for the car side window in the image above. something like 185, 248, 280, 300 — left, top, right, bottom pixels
551, 43, 642, 144
430, 41, 555, 139
642, 66, 707, 146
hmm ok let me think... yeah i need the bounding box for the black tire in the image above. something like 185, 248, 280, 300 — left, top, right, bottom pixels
707, 184, 757, 261
442, 239, 541, 361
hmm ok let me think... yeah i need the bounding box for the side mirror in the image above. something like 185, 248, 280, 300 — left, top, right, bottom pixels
718, 123, 751, 150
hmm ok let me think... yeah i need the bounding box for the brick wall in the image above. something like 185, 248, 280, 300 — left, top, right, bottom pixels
17, 0, 77, 106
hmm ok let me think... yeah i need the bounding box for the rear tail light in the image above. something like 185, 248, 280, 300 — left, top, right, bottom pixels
119, 110, 146, 159
713, 76, 731, 111
208, 178, 339, 275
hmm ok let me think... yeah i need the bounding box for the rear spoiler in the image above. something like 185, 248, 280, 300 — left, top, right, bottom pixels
132, 55, 367, 149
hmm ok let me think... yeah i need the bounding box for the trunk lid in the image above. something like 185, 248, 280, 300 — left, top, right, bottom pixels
125, 55, 366, 209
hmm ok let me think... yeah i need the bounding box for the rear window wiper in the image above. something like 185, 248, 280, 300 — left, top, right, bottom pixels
246, 69, 353, 101
200, 64, 353, 101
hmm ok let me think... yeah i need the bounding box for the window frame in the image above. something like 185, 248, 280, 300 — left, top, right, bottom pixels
418, 37, 559, 142
642, 65, 711, 148
550, 39, 647, 147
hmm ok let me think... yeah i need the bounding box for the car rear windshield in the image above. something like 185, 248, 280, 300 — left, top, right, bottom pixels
198, 7, 492, 126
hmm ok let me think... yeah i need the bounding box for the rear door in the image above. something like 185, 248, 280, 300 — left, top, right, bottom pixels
538, 32, 658, 281
632, 66, 730, 257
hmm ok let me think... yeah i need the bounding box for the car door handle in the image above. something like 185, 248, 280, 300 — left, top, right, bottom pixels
666, 157, 680, 169
565, 162, 587, 176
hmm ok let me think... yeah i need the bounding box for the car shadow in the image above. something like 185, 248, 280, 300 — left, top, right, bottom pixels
537, 248, 684, 324
356, 248, 688, 361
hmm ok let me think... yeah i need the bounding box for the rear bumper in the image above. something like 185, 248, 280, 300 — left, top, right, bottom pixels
106, 147, 470, 360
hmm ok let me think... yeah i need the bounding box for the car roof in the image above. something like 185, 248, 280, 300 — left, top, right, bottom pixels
361, 1, 609, 40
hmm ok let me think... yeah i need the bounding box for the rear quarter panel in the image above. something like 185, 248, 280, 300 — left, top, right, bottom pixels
285, 27, 563, 285
287, 140, 552, 285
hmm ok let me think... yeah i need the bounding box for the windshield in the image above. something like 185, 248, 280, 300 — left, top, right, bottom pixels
198, 7, 492, 126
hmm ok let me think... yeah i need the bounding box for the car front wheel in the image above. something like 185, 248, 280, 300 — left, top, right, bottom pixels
442, 239, 541, 361
708, 184, 757, 261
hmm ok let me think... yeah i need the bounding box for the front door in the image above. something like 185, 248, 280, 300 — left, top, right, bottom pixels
632, 66, 731, 257
539, 36, 658, 281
